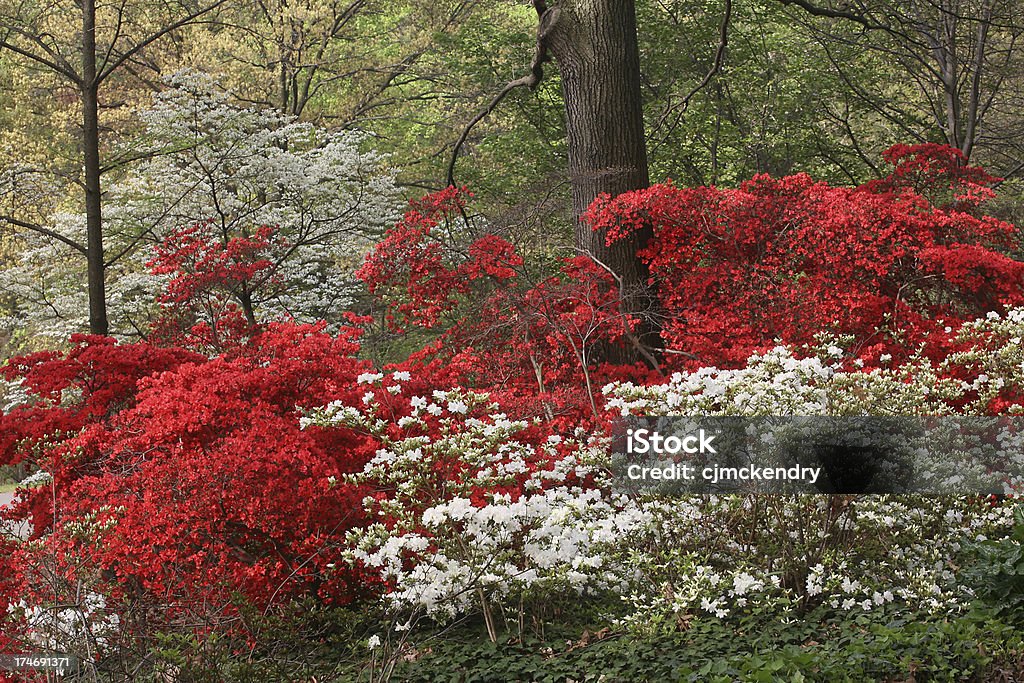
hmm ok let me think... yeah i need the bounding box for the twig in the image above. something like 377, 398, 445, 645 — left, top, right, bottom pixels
680, 0, 733, 111
774, 0, 876, 28
650, 0, 732, 153
446, 1, 558, 187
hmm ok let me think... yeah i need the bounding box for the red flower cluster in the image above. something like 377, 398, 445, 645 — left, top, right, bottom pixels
148, 222, 281, 350
357, 186, 523, 330
586, 144, 1023, 368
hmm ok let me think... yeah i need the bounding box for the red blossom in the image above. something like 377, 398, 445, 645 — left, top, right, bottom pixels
589, 145, 1023, 369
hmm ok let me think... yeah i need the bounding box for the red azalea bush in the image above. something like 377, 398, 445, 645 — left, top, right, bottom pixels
0, 324, 386, 652
56, 323, 379, 604
357, 186, 522, 332
0, 337, 204, 537
586, 144, 1024, 369
0, 323, 616, 650
861, 142, 1001, 211
147, 222, 282, 351
358, 188, 657, 427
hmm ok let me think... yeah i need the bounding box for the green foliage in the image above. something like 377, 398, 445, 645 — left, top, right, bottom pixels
35, 559, 1023, 682
965, 505, 1024, 622
638, 0, 895, 188
392, 606, 1024, 683
139, 600, 382, 683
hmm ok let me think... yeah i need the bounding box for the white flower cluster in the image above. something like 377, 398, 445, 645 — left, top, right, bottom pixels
0, 69, 403, 343
604, 308, 1024, 417
7, 590, 121, 653
621, 562, 784, 625
350, 487, 650, 619
0, 376, 31, 413
601, 317, 1024, 630
17, 469, 53, 488
604, 347, 833, 417
304, 382, 647, 621
607, 330, 1024, 494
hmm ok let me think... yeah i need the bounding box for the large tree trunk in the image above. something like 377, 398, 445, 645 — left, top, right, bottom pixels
82, 0, 108, 336
544, 0, 660, 363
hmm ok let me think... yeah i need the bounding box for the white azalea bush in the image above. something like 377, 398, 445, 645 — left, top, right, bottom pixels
302, 378, 651, 640
603, 311, 1024, 633
614, 494, 1012, 635
299, 310, 1024, 642
606, 308, 1024, 420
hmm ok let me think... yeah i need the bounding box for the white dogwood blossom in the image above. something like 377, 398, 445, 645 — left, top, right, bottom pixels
0, 70, 402, 343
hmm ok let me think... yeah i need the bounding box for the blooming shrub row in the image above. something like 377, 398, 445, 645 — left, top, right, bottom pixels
304, 328, 1022, 646
1, 144, 1023, 675
1, 316, 1021, 669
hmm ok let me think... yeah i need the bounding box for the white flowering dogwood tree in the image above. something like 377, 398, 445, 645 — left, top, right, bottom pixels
0, 71, 402, 345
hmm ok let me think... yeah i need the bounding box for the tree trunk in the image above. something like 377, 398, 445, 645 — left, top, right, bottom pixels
237, 285, 258, 326
544, 0, 660, 363
82, 0, 108, 336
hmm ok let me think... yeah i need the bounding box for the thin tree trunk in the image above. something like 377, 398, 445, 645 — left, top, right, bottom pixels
82, 0, 108, 336
238, 285, 258, 326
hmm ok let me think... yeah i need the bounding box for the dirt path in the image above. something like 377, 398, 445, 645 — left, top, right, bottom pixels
0, 491, 30, 538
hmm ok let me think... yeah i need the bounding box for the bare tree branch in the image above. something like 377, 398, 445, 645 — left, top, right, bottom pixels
649, 0, 732, 150
97, 0, 232, 84
681, 0, 732, 110
0, 215, 88, 254
775, 0, 877, 28
446, 0, 557, 188
0, 36, 80, 84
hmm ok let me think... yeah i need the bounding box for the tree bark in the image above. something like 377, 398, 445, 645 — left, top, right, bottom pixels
82, 0, 108, 336
544, 0, 660, 362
